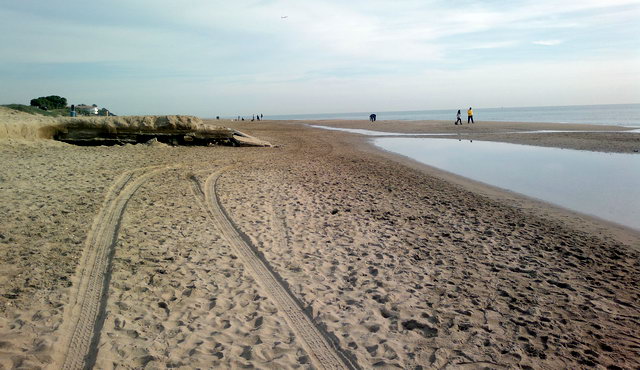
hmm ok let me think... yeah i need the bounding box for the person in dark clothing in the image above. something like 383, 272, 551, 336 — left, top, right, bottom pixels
369, 113, 377, 122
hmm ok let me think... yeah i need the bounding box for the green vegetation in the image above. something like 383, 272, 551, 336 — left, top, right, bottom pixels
1, 104, 68, 117
30, 95, 67, 110
2, 97, 116, 117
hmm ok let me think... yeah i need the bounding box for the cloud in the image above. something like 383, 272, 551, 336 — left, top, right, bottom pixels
533, 40, 564, 46
1, 0, 636, 65
1, 0, 639, 115
466, 41, 519, 50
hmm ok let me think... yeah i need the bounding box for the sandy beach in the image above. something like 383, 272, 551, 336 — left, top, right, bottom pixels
1, 110, 639, 369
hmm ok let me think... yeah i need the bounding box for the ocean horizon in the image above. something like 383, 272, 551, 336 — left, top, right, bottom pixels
265, 103, 640, 127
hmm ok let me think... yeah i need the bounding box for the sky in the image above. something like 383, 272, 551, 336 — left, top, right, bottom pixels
1, 0, 639, 117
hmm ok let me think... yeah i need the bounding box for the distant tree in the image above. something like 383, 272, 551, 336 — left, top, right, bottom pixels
49, 95, 67, 108
30, 98, 47, 108
92, 104, 98, 107
29, 95, 67, 109
77, 106, 92, 116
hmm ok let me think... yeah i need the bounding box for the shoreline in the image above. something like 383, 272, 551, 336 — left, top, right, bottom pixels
1, 115, 639, 368
360, 135, 640, 248
246, 119, 640, 247
273, 119, 640, 154
310, 119, 640, 246
262, 102, 640, 127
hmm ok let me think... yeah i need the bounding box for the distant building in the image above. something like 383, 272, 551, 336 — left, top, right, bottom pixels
76, 105, 98, 115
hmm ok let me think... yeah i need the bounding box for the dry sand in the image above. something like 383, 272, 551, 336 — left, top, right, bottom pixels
0, 111, 639, 369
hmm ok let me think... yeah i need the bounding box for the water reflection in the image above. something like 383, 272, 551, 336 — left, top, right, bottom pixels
310, 124, 640, 136
308, 125, 455, 136
374, 138, 640, 231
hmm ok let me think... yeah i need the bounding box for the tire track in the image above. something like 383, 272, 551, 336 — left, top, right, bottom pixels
54, 166, 171, 370
190, 169, 357, 370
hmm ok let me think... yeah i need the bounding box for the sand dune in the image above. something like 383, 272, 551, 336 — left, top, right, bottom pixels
0, 107, 272, 147
0, 107, 210, 140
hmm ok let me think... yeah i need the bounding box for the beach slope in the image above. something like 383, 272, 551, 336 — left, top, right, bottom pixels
0, 117, 638, 369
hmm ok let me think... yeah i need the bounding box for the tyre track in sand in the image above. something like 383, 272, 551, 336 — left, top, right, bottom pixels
54, 166, 172, 370
189, 169, 357, 370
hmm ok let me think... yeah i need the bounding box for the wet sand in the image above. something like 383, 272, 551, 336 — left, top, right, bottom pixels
1, 115, 639, 369
302, 119, 640, 153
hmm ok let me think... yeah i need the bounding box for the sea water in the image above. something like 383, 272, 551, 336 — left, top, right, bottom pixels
308, 125, 456, 136
270, 104, 640, 127
309, 125, 640, 136
374, 138, 640, 231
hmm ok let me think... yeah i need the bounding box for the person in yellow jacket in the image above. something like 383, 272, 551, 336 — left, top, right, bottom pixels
467, 107, 474, 124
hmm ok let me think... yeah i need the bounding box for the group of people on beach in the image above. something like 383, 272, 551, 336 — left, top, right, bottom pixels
455, 107, 474, 125
368, 109, 474, 124
235, 114, 263, 121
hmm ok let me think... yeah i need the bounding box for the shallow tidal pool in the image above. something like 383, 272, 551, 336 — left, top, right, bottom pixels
374, 138, 640, 231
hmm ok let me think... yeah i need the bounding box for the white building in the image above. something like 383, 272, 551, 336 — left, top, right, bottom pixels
76, 105, 98, 115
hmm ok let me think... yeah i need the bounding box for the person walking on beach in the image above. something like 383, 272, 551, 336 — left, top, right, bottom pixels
455, 110, 462, 125
467, 107, 474, 124
369, 113, 377, 122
